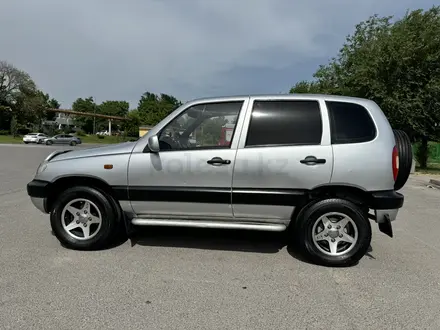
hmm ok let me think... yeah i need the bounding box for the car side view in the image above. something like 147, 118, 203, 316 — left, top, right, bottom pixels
27, 94, 413, 266
43, 134, 82, 146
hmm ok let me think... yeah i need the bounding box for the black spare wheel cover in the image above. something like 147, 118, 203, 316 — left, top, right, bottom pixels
393, 129, 413, 191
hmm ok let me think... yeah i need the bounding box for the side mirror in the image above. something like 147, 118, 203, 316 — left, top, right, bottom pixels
148, 135, 160, 153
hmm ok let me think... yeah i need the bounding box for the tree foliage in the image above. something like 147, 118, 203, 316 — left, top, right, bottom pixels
290, 6, 440, 167
137, 92, 182, 126
72, 97, 98, 133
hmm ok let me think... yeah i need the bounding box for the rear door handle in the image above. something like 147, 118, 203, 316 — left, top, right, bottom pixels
207, 157, 231, 166
300, 156, 326, 165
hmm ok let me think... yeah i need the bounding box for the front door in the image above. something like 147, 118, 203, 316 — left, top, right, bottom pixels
127, 98, 248, 218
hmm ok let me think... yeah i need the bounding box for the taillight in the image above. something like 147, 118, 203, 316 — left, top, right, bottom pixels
392, 146, 399, 181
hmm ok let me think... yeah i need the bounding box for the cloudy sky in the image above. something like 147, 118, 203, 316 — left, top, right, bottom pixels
0, 0, 435, 108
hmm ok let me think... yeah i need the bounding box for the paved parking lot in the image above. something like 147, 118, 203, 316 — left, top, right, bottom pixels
1, 143, 440, 330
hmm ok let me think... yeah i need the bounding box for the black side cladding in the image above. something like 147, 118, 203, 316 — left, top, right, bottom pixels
393, 129, 413, 191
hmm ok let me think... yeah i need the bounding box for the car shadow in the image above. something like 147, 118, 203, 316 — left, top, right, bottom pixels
129, 226, 287, 254
286, 244, 375, 267
52, 227, 375, 265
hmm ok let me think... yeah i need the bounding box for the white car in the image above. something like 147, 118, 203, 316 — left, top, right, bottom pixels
23, 133, 48, 144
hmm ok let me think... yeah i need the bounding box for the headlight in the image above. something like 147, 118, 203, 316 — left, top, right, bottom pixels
36, 162, 47, 175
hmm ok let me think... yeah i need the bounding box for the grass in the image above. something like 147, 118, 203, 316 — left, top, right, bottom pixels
80, 135, 133, 144
0, 135, 24, 144
415, 162, 440, 176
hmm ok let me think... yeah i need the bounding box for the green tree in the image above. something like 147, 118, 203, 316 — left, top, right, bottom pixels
137, 92, 182, 126
290, 80, 322, 94
123, 109, 142, 137
35, 91, 61, 121
96, 100, 130, 132
290, 7, 440, 168
99, 100, 129, 117
0, 60, 40, 132
72, 97, 98, 134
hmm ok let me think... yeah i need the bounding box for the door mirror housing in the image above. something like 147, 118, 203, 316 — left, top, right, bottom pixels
148, 135, 160, 153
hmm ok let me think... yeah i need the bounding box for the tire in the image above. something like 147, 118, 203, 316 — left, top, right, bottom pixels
24, 142, 29, 144
46, 140, 53, 145
393, 129, 413, 191
50, 186, 119, 250
294, 198, 372, 267
70, 141, 77, 146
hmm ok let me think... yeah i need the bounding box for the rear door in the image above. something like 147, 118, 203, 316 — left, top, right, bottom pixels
231, 97, 333, 221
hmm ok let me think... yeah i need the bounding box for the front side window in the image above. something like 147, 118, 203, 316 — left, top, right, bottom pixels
245, 100, 323, 147
158, 101, 243, 151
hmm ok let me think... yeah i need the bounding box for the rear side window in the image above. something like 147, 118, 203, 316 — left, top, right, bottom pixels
245, 100, 323, 147
326, 101, 376, 144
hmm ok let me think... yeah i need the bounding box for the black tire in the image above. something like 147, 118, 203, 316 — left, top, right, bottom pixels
24, 142, 29, 144
70, 141, 77, 146
46, 140, 53, 145
294, 198, 372, 267
50, 186, 119, 250
393, 129, 413, 191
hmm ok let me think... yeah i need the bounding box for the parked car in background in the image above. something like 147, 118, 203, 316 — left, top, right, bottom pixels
43, 134, 82, 146
23, 133, 48, 144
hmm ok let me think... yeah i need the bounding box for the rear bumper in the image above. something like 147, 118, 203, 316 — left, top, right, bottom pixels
27, 180, 51, 213
368, 190, 404, 210
367, 190, 403, 224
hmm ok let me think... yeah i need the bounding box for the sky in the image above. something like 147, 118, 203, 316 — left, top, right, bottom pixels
0, 0, 436, 109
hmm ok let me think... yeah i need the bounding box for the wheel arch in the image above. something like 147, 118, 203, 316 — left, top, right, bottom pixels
47, 175, 124, 222
290, 183, 370, 228
309, 183, 370, 206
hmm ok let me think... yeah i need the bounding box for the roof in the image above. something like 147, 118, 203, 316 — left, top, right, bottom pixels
186, 93, 373, 105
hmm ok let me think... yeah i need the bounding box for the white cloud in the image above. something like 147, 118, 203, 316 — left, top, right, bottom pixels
0, 0, 434, 107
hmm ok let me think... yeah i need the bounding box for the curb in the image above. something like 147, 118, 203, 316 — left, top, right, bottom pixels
428, 179, 440, 189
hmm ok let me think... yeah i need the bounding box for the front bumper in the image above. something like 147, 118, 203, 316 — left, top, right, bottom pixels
27, 180, 51, 213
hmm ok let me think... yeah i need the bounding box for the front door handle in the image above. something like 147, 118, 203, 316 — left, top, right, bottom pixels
207, 157, 231, 166
300, 156, 326, 165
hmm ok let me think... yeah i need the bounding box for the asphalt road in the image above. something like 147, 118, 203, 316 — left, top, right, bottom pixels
1, 143, 440, 330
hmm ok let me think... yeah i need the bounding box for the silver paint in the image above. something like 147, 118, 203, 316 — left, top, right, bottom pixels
131, 218, 287, 231
28, 93, 401, 234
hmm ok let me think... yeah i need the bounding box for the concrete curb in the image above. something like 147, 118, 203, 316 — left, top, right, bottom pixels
428, 179, 440, 189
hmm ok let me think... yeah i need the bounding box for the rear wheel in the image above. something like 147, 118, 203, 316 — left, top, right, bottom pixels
295, 198, 372, 267
50, 186, 119, 250
393, 129, 413, 190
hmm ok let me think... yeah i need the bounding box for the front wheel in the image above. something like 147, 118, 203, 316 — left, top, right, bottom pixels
70, 141, 77, 146
46, 140, 53, 145
294, 198, 372, 267
50, 186, 119, 250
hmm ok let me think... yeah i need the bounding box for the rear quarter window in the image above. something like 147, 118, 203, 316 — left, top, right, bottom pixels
326, 101, 377, 144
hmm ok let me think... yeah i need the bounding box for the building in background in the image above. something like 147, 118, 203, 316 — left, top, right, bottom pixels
139, 125, 154, 137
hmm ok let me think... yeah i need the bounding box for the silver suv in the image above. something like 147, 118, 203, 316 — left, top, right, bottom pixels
27, 94, 413, 266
